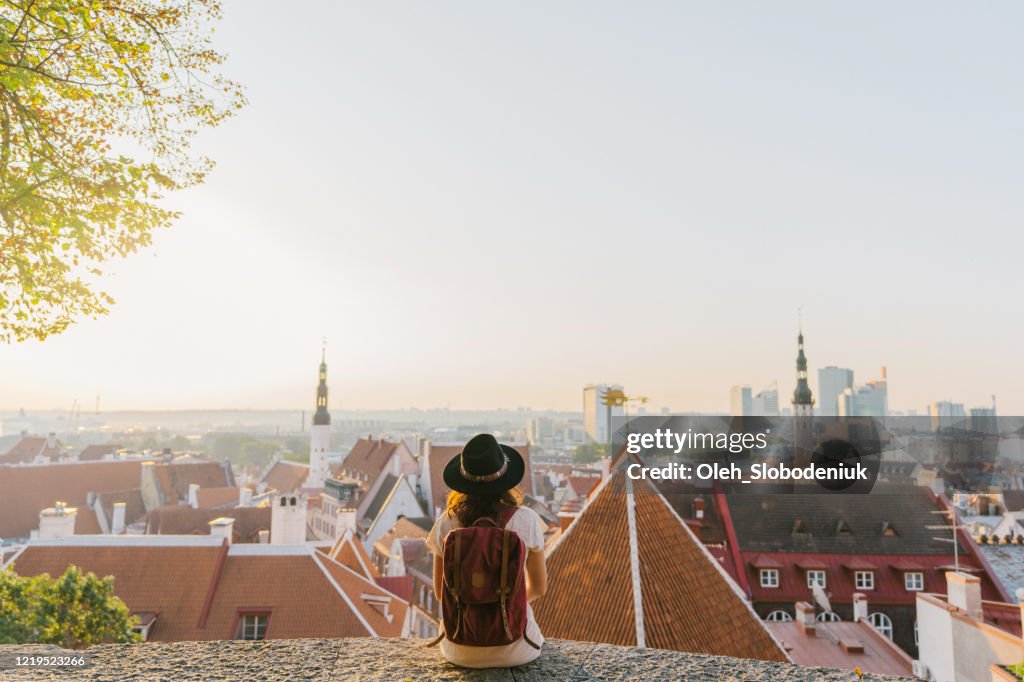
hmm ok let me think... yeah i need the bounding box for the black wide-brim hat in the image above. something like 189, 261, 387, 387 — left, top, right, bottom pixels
443, 433, 525, 496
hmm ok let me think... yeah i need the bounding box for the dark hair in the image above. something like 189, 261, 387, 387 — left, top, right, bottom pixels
446, 487, 523, 527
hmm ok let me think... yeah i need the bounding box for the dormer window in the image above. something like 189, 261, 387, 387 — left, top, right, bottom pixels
236, 612, 269, 640
806, 570, 826, 588
792, 519, 810, 535
881, 521, 898, 537
760, 569, 779, 588
361, 594, 394, 623
855, 571, 875, 590
836, 520, 853, 536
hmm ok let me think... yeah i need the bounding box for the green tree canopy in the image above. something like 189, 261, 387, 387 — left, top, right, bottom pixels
0, 565, 140, 648
0, 0, 245, 341
572, 441, 609, 465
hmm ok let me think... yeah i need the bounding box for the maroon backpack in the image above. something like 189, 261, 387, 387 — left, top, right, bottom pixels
428, 506, 539, 649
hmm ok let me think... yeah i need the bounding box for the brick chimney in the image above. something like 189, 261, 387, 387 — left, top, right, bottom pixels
188, 483, 200, 508
111, 501, 126, 535
693, 496, 705, 520
209, 517, 235, 545
239, 487, 253, 507
39, 501, 77, 539
46, 432, 57, 450
258, 529, 269, 544
795, 601, 816, 634
946, 571, 983, 619
853, 593, 868, 622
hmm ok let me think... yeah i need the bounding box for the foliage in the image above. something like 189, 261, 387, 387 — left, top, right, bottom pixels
573, 441, 610, 465
0, 0, 245, 341
283, 435, 309, 463
0, 565, 140, 647
1008, 662, 1024, 680
209, 433, 280, 467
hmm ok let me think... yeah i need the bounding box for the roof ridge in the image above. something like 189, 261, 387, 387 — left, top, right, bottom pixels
625, 477, 645, 648
311, 552, 377, 636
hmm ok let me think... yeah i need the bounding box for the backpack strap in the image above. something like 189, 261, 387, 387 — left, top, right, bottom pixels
498, 527, 513, 641
449, 531, 463, 640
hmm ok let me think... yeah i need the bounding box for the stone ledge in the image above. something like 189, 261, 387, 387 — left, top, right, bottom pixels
0, 638, 911, 681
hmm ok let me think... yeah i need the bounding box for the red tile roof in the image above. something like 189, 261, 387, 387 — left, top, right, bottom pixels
426, 442, 534, 516
0, 437, 61, 464
145, 507, 271, 543
262, 460, 309, 494
0, 461, 143, 540
533, 472, 789, 661
195, 487, 241, 509
567, 475, 601, 499
8, 538, 408, 640
326, 529, 379, 580
335, 438, 401, 483
372, 517, 431, 559
154, 461, 231, 505
78, 444, 122, 461
768, 618, 913, 676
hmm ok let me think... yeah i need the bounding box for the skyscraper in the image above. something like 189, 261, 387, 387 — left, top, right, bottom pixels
583, 383, 624, 443
730, 385, 753, 416
818, 366, 854, 417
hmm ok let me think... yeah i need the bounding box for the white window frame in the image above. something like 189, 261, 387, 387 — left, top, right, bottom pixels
816, 611, 840, 622
904, 572, 924, 591
855, 570, 875, 590
868, 612, 893, 639
765, 610, 792, 622
760, 568, 779, 588
806, 570, 826, 588
236, 613, 268, 640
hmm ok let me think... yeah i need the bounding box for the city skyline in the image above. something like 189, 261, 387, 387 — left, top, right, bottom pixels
2, 1, 1023, 413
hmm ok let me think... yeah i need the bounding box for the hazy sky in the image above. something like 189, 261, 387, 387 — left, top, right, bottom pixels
2, 2, 1022, 414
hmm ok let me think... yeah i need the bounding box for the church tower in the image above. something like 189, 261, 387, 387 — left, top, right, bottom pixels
792, 329, 815, 467
305, 343, 332, 489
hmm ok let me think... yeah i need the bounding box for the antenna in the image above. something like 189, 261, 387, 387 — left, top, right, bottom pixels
928, 508, 966, 573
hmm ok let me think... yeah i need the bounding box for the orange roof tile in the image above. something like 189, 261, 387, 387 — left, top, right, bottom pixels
768, 619, 913, 676
335, 438, 400, 482
327, 529, 380, 580
8, 539, 408, 640
262, 460, 309, 493
195, 487, 241, 509
534, 471, 789, 662
0, 461, 143, 540
78, 444, 122, 461
155, 461, 232, 505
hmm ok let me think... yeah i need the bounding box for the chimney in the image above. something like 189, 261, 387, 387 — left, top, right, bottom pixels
599, 457, 611, 481
795, 601, 815, 634
239, 487, 253, 507
258, 529, 270, 544
209, 517, 235, 545
111, 502, 126, 535
391, 452, 400, 477
693, 496, 705, 520
39, 501, 77, 540
336, 508, 358, 536
188, 483, 200, 508
270, 493, 307, 545
853, 593, 868, 622
946, 571, 983, 619
46, 432, 57, 450
881, 366, 887, 381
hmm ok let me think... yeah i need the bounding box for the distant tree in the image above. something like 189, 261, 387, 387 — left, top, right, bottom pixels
573, 441, 609, 465
0, 566, 140, 647
168, 435, 191, 451
0, 0, 245, 342
210, 433, 245, 461
239, 440, 276, 467
283, 436, 308, 463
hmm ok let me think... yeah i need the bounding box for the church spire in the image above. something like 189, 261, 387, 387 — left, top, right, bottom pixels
313, 339, 331, 426
792, 328, 814, 406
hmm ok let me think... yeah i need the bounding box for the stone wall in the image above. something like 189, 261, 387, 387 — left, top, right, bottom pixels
0, 638, 912, 681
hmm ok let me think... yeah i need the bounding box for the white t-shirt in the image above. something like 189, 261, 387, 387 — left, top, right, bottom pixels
426, 506, 546, 668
